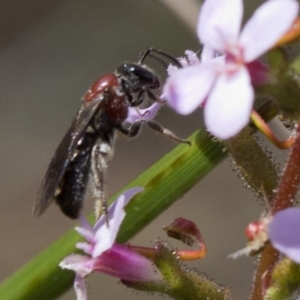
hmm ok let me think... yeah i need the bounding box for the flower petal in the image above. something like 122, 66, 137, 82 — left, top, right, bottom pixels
75, 226, 94, 243
246, 60, 269, 85
240, 0, 299, 62
126, 103, 162, 124
163, 63, 218, 115
204, 66, 253, 139
197, 0, 243, 52
184, 50, 200, 65
78, 215, 93, 232
93, 187, 144, 257
76, 242, 94, 255
74, 275, 88, 300
201, 45, 218, 62
269, 208, 300, 264
59, 254, 94, 277
178, 50, 200, 67
94, 244, 162, 282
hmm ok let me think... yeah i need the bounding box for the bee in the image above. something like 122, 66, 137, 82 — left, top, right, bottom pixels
33, 48, 188, 221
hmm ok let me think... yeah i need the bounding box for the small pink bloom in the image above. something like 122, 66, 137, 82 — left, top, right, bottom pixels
268, 208, 300, 264
164, 0, 299, 139
229, 216, 271, 258
60, 188, 161, 300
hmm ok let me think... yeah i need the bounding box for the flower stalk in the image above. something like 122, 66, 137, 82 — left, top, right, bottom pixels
271, 124, 300, 213
251, 110, 295, 149
126, 243, 232, 300
250, 124, 300, 299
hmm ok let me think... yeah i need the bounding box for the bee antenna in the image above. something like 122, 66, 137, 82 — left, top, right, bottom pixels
139, 48, 182, 69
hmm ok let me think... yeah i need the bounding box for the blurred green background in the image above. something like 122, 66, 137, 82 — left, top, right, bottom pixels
0, 0, 287, 299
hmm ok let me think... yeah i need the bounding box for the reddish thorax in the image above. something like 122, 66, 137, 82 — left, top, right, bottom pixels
84, 73, 119, 103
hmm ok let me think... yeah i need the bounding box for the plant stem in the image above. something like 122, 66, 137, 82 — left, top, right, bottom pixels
251, 124, 300, 300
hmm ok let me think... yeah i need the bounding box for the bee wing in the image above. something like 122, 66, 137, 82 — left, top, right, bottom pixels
33, 99, 104, 218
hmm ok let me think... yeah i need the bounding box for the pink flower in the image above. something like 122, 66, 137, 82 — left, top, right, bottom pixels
59, 188, 161, 300
268, 208, 300, 264
163, 0, 299, 139
166, 50, 201, 76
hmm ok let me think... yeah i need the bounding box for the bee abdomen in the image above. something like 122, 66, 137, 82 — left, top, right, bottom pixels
55, 135, 96, 218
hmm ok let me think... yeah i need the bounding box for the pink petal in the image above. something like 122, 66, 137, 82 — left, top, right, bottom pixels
246, 60, 269, 85
269, 208, 300, 264
126, 103, 161, 124
93, 187, 143, 232
94, 244, 162, 282
93, 187, 143, 257
75, 226, 94, 242
78, 215, 93, 231
184, 50, 200, 65
167, 64, 179, 76
204, 66, 253, 139
201, 45, 217, 62
197, 0, 243, 52
74, 275, 88, 300
240, 0, 299, 62
163, 63, 218, 115
176, 50, 200, 68
76, 242, 94, 255
59, 254, 94, 277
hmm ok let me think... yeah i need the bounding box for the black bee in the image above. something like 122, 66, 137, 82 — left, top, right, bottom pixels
33, 48, 188, 221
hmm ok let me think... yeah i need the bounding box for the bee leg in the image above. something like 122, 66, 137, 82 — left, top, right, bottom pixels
145, 88, 166, 105
143, 120, 191, 145
118, 120, 190, 145
91, 142, 113, 224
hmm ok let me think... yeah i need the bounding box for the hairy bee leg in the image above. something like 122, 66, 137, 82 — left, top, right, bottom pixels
145, 120, 191, 145
118, 120, 190, 145
91, 143, 111, 224
145, 88, 166, 105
